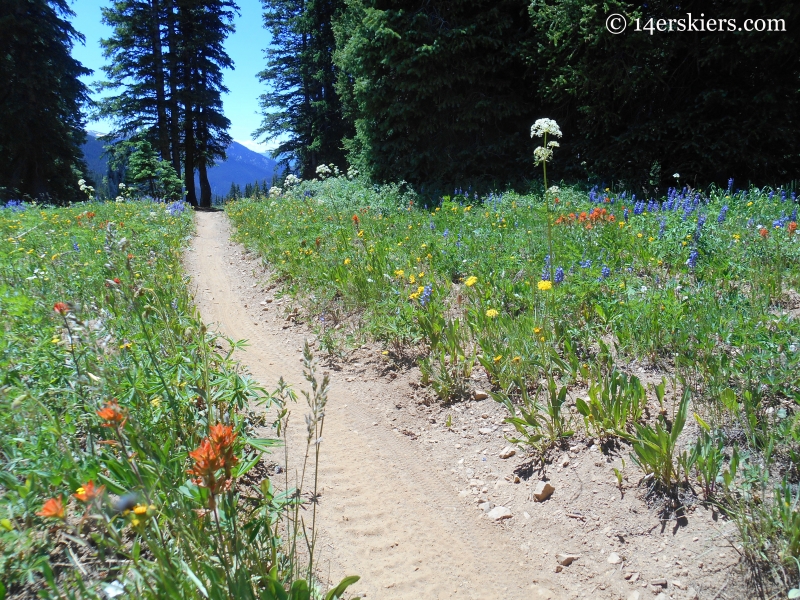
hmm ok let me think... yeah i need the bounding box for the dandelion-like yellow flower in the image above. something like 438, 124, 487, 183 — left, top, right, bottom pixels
493, 355, 502, 363
409, 275, 416, 284
344, 258, 351, 265
394, 269, 404, 278
637, 233, 643, 238
512, 356, 521, 363
464, 276, 478, 287
485, 309, 499, 318
537, 280, 553, 291
534, 327, 542, 334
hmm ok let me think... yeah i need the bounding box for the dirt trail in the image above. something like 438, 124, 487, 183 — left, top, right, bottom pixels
185, 211, 561, 599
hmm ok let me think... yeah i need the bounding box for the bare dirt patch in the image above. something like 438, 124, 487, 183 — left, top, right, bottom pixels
185, 211, 745, 599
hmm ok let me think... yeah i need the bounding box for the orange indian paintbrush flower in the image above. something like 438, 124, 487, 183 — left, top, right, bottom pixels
38, 496, 65, 519
74, 480, 105, 502
53, 302, 69, 315
187, 424, 239, 500
96, 400, 127, 428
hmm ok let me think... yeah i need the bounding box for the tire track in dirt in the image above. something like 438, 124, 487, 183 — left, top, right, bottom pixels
185, 211, 563, 599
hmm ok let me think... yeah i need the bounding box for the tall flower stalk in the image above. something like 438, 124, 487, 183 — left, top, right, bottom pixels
531, 119, 562, 283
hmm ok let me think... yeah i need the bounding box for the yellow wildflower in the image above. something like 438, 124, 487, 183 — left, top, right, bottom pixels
344, 258, 351, 265
537, 280, 553, 291
464, 276, 478, 287
493, 355, 502, 363
485, 309, 499, 318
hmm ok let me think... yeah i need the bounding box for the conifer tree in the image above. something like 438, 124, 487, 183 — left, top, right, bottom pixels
256, 0, 351, 178
0, 0, 91, 202
333, 0, 540, 193
99, 0, 236, 207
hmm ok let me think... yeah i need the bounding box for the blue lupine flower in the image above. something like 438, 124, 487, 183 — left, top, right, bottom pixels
5, 200, 25, 212
600, 265, 611, 280
443, 228, 449, 239
694, 214, 706, 238
727, 178, 734, 192
717, 205, 728, 224
429, 221, 436, 231
580, 259, 592, 269
72, 238, 80, 252
541, 254, 551, 281
167, 201, 187, 216
554, 267, 564, 284
791, 207, 797, 222
773, 216, 790, 228
769, 192, 775, 200
686, 249, 699, 270
633, 201, 645, 216
420, 284, 432, 307
623, 208, 629, 222
659, 219, 666, 238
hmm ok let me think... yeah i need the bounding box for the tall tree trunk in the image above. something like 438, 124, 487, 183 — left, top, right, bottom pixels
149, 0, 170, 162
198, 159, 212, 207
184, 103, 196, 206
165, 0, 182, 176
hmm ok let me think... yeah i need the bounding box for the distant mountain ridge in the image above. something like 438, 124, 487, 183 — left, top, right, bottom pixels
81, 132, 278, 198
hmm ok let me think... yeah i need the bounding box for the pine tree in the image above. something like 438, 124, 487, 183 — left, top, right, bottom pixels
256, 0, 351, 178
99, 0, 237, 207
334, 0, 540, 194
0, 0, 91, 202
178, 0, 236, 207
529, 0, 800, 187
99, 0, 175, 164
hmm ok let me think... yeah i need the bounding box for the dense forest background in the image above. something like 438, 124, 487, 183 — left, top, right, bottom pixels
1, 0, 798, 203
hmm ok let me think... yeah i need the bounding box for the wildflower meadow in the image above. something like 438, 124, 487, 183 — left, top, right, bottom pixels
0, 200, 357, 599
228, 171, 800, 593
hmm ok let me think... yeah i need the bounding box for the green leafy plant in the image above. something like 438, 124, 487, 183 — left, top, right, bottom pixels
494, 375, 573, 453
631, 388, 690, 491
576, 368, 646, 442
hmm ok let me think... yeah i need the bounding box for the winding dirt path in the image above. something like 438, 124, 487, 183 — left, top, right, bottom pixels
185, 212, 561, 599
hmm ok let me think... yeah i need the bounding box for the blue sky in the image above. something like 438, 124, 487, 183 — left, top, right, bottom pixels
68, 0, 273, 152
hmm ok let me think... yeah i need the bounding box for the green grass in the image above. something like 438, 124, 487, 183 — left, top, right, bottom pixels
0, 201, 357, 599
228, 176, 800, 593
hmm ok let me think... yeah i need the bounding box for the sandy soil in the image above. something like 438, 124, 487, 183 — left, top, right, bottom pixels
185, 211, 746, 600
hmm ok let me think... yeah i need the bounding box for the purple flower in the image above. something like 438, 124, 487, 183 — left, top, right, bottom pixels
686, 249, 699, 270
600, 266, 611, 280
420, 284, 432, 307
717, 205, 728, 224
554, 267, 564, 284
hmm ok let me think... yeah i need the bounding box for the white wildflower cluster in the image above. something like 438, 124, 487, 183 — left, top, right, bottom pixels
315, 163, 340, 180
533, 146, 553, 166
531, 118, 562, 166
347, 166, 359, 180
78, 178, 95, 199
268, 186, 282, 198
547, 186, 560, 196
284, 174, 302, 188
115, 182, 130, 203
530, 118, 562, 139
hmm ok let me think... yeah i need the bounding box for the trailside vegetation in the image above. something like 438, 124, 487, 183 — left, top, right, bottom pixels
0, 199, 359, 598
228, 173, 800, 595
